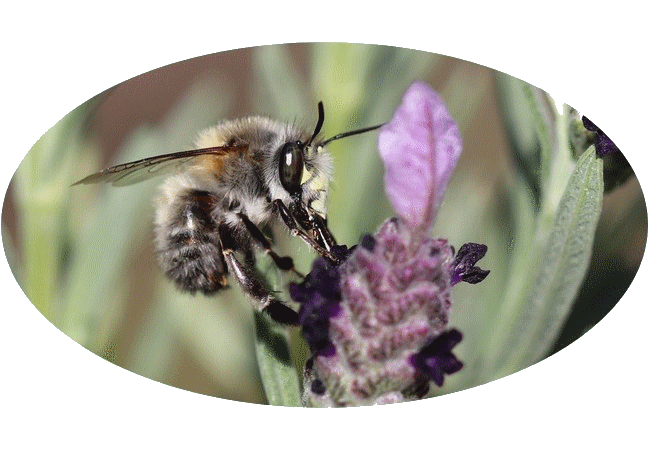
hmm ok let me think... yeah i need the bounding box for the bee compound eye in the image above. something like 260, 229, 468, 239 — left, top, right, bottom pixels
279, 142, 304, 195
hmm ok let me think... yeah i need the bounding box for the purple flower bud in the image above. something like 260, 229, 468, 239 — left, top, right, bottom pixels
378, 81, 463, 231
582, 116, 620, 158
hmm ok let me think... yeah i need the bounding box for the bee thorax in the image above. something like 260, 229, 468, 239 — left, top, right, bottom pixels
223, 196, 274, 227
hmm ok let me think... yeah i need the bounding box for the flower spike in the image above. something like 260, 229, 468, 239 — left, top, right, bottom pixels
293, 81, 489, 407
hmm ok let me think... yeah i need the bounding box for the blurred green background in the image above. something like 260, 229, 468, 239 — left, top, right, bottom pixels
2, 43, 646, 404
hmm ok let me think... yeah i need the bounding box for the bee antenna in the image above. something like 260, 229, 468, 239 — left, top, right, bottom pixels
321, 122, 385, 147
308, 101, 325, 146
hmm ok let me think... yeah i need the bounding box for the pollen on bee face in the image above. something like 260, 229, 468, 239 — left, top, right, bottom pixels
301, 167, 313, 185
308, 173, 328, 193
304, 172, 329, 217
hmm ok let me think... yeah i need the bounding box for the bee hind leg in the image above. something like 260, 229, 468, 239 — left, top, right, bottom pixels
219, 224, 299, 326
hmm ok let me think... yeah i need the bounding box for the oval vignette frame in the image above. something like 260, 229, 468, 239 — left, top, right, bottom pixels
2, 44, 647, 403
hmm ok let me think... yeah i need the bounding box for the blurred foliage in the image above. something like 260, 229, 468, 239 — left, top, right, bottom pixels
3, 43, 646, 406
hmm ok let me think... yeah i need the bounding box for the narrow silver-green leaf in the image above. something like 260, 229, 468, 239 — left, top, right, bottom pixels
254, 311, 301, 407
496, 73, 538, 161
523, 83, 557, 193
495, 74, 543, 208
509, 146, 604, 370
470, 172, 539, 384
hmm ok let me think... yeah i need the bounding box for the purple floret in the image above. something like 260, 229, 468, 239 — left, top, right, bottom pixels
289, 258, 343, 356
450, 242, 490, 286
409, 329, 464, 387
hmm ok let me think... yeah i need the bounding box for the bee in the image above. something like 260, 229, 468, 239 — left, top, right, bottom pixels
74, 102, 382, 325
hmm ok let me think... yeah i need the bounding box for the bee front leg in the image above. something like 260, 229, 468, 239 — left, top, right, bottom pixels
219, 224, 299, 326
272, 199, 339, 264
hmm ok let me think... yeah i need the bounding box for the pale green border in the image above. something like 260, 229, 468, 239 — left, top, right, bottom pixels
0, 0, 650, 449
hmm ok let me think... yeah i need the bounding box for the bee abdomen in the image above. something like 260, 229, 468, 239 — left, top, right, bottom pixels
155, 188, 228, 294
162, 236, 228, 294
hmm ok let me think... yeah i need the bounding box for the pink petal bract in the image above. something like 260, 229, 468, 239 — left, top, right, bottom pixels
378, 81, 463, 231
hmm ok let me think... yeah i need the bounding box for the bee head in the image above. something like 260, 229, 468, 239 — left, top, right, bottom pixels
277, 102, 331, 219
275, 103, 383, 252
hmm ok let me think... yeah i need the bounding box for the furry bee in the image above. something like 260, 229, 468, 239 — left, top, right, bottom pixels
74, 103, 381, 325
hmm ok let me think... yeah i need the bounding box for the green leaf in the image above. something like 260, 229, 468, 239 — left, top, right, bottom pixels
254, 311, 302, 406
495, 74, 542, 206
523, 82, 557, 192
456, 172, 538, 386
503, 146, 604, 372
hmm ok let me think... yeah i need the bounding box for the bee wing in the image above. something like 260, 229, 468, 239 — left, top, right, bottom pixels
72, 145, 247, 187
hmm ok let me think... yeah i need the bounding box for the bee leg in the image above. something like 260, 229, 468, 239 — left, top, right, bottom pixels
219, 224, 299, 326
272, 199, 338, 263
235, 212, 304, 278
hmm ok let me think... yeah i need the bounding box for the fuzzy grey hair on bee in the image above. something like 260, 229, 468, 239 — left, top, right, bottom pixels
73, 102, 382, 325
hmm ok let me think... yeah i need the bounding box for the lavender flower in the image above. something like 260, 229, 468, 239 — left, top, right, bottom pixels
291, 81, 489, 407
